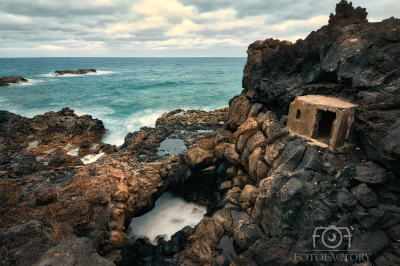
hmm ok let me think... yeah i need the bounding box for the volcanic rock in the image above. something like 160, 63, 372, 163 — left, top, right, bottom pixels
0, 76, 28, 86
55, 69, 96, 75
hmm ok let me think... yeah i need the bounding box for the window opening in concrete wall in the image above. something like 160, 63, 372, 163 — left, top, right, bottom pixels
296, 109, 301, 119
315, 110, 336, 144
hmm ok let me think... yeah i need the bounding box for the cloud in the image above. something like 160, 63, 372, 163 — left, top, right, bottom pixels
0, 0, 397, 57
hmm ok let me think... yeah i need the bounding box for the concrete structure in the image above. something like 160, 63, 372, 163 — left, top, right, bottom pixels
286, 95, 357, 148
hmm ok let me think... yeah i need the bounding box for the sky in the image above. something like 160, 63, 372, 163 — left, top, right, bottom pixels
0, 0, 398, 57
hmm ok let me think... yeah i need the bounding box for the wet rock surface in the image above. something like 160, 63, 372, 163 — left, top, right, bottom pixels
55, 69, 97, 75
0, 76, 28, 86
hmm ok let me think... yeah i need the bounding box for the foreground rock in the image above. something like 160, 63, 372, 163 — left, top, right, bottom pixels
55, 69, 96, 75
33, 238, 116, 266
0, 106, 233, 265
0, 76, 28, 86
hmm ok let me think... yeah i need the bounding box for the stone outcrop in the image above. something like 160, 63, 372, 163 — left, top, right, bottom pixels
0, 76, 28, 86
0, 106, 233, 265
234, 0, 400, 173
55, 69, 96, 76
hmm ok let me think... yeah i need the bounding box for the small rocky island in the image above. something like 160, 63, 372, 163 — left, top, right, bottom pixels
0, 76, 28, 87
1, 1, 400, 266
55, 69, 97, 76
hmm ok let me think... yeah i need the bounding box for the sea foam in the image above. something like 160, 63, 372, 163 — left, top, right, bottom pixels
126, 192, 206, 244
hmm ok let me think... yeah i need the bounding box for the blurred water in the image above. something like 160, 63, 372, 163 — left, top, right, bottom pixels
0, 57, 246, 145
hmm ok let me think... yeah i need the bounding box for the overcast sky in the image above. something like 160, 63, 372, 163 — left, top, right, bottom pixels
0, 0, 398, 57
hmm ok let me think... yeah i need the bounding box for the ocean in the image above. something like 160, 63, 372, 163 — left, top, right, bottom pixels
0, 57, 246, 146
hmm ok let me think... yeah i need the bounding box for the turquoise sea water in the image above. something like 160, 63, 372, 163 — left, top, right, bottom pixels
0, 57, 246, 145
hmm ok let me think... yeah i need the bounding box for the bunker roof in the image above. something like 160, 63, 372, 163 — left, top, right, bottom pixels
296, 95, 358, 109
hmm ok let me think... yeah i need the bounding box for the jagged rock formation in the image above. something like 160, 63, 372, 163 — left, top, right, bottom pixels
0, 76, 28, 86
236, 0, 400, 173
55, 69, 97, 75
0, 107, 233, 265
191, 1, 400, 265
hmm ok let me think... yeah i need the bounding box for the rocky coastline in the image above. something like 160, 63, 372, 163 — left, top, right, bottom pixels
55, 69, 97, 76
1, 1, 400, 266
0, 76, 28, 86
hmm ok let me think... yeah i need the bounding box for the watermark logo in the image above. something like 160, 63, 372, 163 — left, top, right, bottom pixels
294, 225, 371, 263
313, 225, 352, 249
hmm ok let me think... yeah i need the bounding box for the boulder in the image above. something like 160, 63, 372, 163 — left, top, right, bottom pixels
227, 95, 252, 129
233, 220, 263, 250
33, 237, 115, 266
0, 220, 74, 266
374, 252, 400, 266
337, 188, 358, 208
240, 185, 259, 204
186, 147, 216, 169
353, 204, 400, 231
350, 162, 389, 185
235, 117, 259, 153
349, 231, 389, 260
272, 141, 307, 172
246, 131, 266, 154
262, 120, 289, 143
351, 183, 378, 208
224, 144, 240, 166
379, 118, 400, 172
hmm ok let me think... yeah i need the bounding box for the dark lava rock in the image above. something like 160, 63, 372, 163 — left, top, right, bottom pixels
344, 161, 389, 185
273, 141, 307, 172
163, 226, 194, 256
48, 156, 67, 166
387, 224, 400, 242
33, 237, 115, 266
231, 0, 400, 166
213, 253, 235, 266
379, 117, 400, 172
351, 183, 378, 207
234, 237, 293, 266
34, 188, 58, 205
0, 76, 28, 86
0, 219, 75, 266
353, 204, 400, 231
349, 230, 389, 260
374, 252, 400, 266
233, 220, 263, 250
55, 69, 96, 76
337, 188, 358, 208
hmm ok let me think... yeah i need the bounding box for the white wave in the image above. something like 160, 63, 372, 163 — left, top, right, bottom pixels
41, 73, 56, 77
126, 110, 164, 132
126, 192, 206, 244
81, 152, 105, 165
88, 70, 114, 75
74, 106, 116, 117
19, 79, 44, 85
101, 109, 165, 146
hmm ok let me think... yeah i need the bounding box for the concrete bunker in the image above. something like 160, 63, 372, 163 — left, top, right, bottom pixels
287, 95, 357, 148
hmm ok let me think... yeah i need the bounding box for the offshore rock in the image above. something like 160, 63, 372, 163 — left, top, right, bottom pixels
0, 76, 28, 86
55, 69, 96, 75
